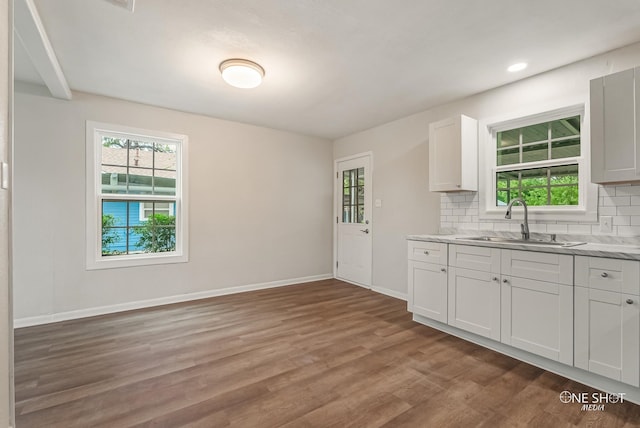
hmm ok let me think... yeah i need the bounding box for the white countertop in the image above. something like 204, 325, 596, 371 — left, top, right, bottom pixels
407, 234, 640, 261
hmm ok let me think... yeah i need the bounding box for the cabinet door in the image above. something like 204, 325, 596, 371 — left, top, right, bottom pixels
575, 287, 640, 387
429, 117, 462, 191
408, 260, 447, 323
590, 67, 640, 183
448, 267, 500, 340
501, 276, 573, 365
428, 115, 478, 192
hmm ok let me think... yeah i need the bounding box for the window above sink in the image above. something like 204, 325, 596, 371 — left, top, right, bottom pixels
478, 102, 598, 222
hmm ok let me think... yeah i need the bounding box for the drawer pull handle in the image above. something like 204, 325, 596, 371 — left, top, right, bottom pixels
627, 299, 634, 305
601, 272, 608, 278
423, 250, 429, 255
441, 268, 446, 273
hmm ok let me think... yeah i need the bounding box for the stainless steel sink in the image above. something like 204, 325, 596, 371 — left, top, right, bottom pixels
456, 236, 586, 248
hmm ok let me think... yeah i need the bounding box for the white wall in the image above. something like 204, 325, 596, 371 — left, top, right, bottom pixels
334, 41, 640, 296
13, 85, 334, 323
333, 114, 441, 298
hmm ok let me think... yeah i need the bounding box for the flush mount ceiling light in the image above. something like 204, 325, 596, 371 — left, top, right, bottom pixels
507, 62, 528, 73
219, 59, 265, 89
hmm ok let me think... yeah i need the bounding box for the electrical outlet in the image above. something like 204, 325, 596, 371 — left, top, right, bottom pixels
600, 216, 613, 233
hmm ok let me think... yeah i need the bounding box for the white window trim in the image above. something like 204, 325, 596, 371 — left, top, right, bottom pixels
139, 202, 175, 222
86, 121, 189, 270
478, 101, 598, 222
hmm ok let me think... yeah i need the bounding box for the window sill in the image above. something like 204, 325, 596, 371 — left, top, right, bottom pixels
86, 252, 188, 270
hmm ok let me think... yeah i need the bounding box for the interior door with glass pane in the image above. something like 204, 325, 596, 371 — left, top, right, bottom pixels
336, 154, 372, 287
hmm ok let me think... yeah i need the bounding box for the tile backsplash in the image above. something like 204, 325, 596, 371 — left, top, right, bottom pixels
440, 184, 640, 241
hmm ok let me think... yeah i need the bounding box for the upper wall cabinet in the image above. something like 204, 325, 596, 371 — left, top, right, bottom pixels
428, 115, 478, 192
590, 67, 640, 184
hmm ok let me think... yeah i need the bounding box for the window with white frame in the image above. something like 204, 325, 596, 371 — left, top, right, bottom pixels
480, 104, 597, 221
86, 121, 188, 269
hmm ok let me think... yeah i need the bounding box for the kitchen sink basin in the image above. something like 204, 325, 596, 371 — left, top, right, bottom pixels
456, 236, 586, 248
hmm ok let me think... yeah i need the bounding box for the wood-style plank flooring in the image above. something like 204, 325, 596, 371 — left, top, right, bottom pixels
14, 279, 640, 427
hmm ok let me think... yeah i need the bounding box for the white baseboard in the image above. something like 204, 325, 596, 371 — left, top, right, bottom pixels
14, 273, 333, 328
335, 277, 407, 301
371, 286, 407, 301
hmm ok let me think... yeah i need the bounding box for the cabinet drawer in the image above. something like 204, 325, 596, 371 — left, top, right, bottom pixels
502, 250, 573, 285
575, 256, 640, 295
449, 244, 500, 272
408, 241, 447, 264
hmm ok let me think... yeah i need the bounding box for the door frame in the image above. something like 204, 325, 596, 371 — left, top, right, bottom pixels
333, 151, 373, 286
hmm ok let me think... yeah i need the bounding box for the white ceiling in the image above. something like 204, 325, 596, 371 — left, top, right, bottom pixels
14, 0, 640, 139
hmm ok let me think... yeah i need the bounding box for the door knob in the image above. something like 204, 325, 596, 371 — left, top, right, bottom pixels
360, 228, 369, 234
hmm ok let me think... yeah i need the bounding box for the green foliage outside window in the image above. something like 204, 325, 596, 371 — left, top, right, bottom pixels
496, 176, 579, 206
134, 214, 176, 253
102, 214, 121, 255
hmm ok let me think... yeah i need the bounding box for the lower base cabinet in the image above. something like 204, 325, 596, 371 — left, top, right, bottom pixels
501, 275, 573, 365
574, 286, 640, 387
447, 267, 501, 341
408, 240, 640, 402
408, 260, 447, 323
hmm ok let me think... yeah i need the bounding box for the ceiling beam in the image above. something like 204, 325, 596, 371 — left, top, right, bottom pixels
14, 0, 72, 100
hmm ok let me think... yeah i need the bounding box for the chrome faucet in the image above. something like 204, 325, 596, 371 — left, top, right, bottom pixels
505, 197, 530, 240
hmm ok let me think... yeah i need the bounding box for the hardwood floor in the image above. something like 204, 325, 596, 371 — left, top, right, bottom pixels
14, 279, 640, 427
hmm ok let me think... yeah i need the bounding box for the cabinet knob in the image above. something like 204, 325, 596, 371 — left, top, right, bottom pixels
441, 268, 446, 273
492, 277, 499, 282
601, 272, 608, 278
424, 250, 429, 255
503, 278, 508, 283
627, 299, 634, 305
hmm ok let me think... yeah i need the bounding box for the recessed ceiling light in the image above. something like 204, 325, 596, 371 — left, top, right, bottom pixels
219, 59, 265, 89
507, 62, 528, 73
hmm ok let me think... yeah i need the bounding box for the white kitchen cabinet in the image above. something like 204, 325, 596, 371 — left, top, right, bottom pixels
575, 256, 640, 387
500, 250, 574, 364
428, 115, 478, 192
409, 261, 448, 323
590, 66, 640, 183
447, 245, 501, 340
407, 241, 448, 322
